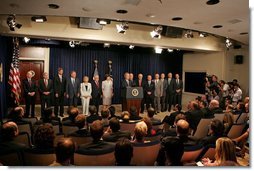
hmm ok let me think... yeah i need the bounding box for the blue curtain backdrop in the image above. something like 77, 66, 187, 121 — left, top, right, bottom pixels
0, 36, 13, 121
49, 45, 183, 104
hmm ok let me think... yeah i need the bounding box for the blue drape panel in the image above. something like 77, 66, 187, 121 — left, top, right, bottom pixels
0, 36, 13, 120
50, 46, 183, 104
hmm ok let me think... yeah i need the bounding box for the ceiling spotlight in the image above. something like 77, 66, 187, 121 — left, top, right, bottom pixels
69, 41, 75, 48
199, 32, 208, 38
104, 43, 110, 48
184, 30, 193, 38
116, 22, 129, 34
6, 14, 22, 31
155, 47, 163, 54
23, 37, 30, 43
31, 16, 47, 23
150, 25, 163, 39
129, 45, 135, 49
225, 38, 233, 48
96, 18, 111, 25
167, 48, 173, 52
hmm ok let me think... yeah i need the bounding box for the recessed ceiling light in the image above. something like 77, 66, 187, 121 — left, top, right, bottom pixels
155, 47, 163, 54
172, 17, 183, 21
31, 16, 47, 23
213, 25, 223, 28
96, 19, 111, 25
146, 13, 156, 18
167, 49, 173, 52
104, 43, 110, 48
116, 9, 128, 14
48, 4, 60, 9
240, 32, 248, 35
129, 45, 135, 49
23, 37, 30, 43
206, 0, 220, 5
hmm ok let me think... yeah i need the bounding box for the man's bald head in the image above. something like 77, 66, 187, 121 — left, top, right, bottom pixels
1, 121, 19, 140
209, 100, 220, 109
176, 119, 189, 136
55, 138, 76, 164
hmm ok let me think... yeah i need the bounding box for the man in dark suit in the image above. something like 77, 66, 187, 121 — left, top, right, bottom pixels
121, 72, 130, 111
185, 101, 204, 131
53, 67, 66, 117
175, 73, 183, 106
160, 73, 168, 112
166, 73, 176, 112
66, 71, 80, 107
38, 72, 53, 118
23, 70, 37, 118
144, 75, 155, 110
136, 73, 146, 113
76, 120, 115, 155
129, 73, 136, 87
91, 75, 102, 113
102, 117, 131, 142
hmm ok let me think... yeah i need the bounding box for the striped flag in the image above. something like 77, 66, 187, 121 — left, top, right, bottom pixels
8, 38, 21, 105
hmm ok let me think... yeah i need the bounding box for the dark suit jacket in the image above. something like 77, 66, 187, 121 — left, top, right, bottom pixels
121, 79, 130, 98
38, 79, 53, 99
175, 79, 183, 94
166, 78, 176, 95
129, 80, 136, 87
199, 135, 222, 147
135, 79, 146, 88
66, 77, 80, 98
185, 109, 204, 131
161, 79, 168, 97
0, 141, 27, 155
91, 80, 102, 98
144, 81, 155, 98
23, 78, 37, 97
68, 128, 91, 137
86, 114, 102, 124
207, 107, 224, 118
53, 75, 66, 95
102, 131, 131, 142
77, 140, 115, 155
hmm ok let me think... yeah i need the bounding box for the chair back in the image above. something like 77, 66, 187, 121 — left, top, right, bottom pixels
18, 124, 32, 135
23, 151, 55, 166
196, 144, 216, 162
13, 132, 32, 147
53, 125, 60, 134
181, 145, 203, 164
227, 124, 246, 139
236, 113, 248, 124
68, 136, 93, 146
62, 125, 79, 136
193, 118, 213, 140
22, 117, 38, 125
74, 152, 115, 166
131, 140, 160, 166
120, 122, 136, 134
214, 113, 225, 122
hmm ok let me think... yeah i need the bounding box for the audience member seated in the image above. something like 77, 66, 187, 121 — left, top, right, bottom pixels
28, 123, 55, 153
156, 137, 184, 166
7, 106, 33, 131
202, 137, 238, 166
162, 114, 186, 137
162, 119, 196, 147
76, 120, 115, 155
232, 102, 245, 115
0, 121, 27, 155
185, 101, 204, 132
207, 100, 223, 118
49, 138, 76, 166
86, 106, 102, 124
132, 121, 148, 143
199, 119, 224, 147
223, 105, 234, 134
101, 109, 110, 127
67, 114, 90, 137
62, 107, 79, 126
142, 117, 157, 136
199, 100, 210, 118
108, 106, 117, 119
114, 138, 133, 166
147, 107, 161, 125
121, 111, 130, 123
102, 117, 131, 142
162, 104, 184, 127
34, 107, 60, 126
129, 106, 142, 120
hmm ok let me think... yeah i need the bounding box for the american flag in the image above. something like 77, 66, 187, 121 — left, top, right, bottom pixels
8, 38, 21, 105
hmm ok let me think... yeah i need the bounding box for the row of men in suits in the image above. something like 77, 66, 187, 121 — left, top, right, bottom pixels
23, 68, 102, 118
121, 72, 183, 113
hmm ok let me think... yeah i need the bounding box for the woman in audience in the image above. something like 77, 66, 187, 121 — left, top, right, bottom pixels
29, 123, 55, 153
101, 109, 110, 127
142, 117, 156, 136
233, 102, 245, 115
202, 137, 238, 166
223, 104, 235, 134
67, 114, 90, 137
121, 111, 130, 123
132, 121, 148, 143
102, 74, 113, 107
80, 76, 92, 115
86, 105, 102, 124
115, 138, 133, 166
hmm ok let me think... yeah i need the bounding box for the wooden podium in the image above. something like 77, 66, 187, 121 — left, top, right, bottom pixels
122, 87, 143, 114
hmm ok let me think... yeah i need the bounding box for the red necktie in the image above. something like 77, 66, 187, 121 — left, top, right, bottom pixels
96, 81, 99, 88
